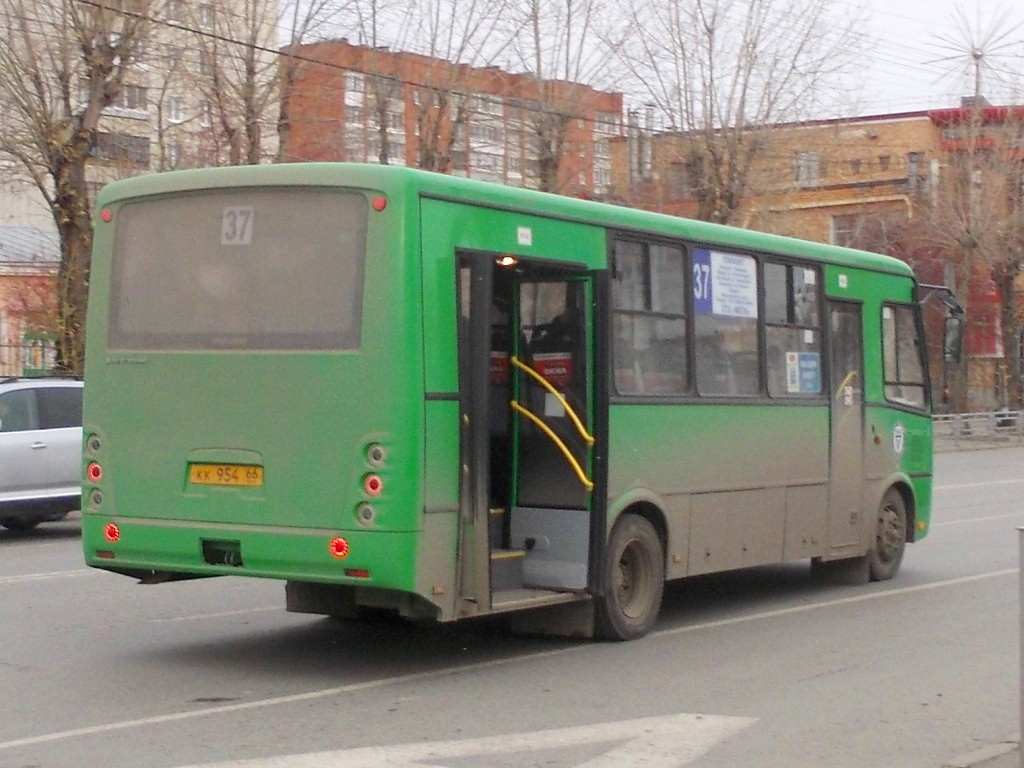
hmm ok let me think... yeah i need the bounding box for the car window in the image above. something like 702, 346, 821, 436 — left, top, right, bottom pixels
0, 390, 39, 432
37, 387, 83, 429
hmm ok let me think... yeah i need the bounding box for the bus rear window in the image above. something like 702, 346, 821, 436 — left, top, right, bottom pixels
108, 188, 367, 350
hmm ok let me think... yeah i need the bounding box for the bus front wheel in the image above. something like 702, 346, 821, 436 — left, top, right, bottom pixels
868, 489, 907, 581
595, 514, 664, 641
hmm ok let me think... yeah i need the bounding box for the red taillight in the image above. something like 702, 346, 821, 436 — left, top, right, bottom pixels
86, 462, 103, 483
364, 474, 383, 497
100, 208, 113, 223
344, 568, 370, 579
104, 523, 120, 543
371, 195, 387, 212
329, 537, 349, 559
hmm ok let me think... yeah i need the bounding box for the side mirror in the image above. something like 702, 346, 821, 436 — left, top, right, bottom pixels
944, 315, 964, 363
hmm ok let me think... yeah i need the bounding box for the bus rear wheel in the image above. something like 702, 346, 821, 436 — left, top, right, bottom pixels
596, 514, 664, 641
868, 488, 907, 581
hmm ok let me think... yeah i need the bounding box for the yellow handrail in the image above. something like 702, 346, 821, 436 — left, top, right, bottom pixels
510, 400, 594, 491
510, 355, 595, 446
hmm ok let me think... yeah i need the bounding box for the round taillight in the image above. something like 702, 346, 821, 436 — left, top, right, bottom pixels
86, 462, 103, 483
89, 489, 104, 508
364, 474, 383, 497
371, 195, 387, 212
86, 434, 102, 455
100, 208, 113, 223
356, 503, 375, 525
329, 537, 350, 559
367, 443, 386, 467
104, 523, 120, 543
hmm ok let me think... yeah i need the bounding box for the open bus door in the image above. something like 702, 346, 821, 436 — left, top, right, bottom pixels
456, 253, 596, 616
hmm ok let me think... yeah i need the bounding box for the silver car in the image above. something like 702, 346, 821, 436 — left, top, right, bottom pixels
0, 377, 83, 530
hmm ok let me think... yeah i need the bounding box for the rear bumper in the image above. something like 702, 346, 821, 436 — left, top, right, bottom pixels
81, 512, 420, 591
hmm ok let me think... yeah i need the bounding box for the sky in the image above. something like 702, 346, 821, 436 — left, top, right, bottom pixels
854, 0, 1024, 115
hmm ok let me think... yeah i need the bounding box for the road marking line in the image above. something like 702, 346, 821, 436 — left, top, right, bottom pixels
150, 607, 281, 624
173, 712, 758, 768
651, 568, 1019, 640
932, 512, 1024, 528
936, 479, 1024, 490
0, 569, 92, 586
0, 567, 1014, 753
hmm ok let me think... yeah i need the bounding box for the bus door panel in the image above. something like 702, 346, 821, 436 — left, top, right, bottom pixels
455, 254, 498, 612
509, 274, 594, 590
827, 301, 864, 552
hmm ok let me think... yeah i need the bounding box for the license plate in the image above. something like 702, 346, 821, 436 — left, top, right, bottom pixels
189, 464, 264, 487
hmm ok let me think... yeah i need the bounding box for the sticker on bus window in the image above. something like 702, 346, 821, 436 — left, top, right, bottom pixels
532, 352, 572, 387
804, 269, 816, 285
693, 249, 757, 318
785, 351, 821, 393
490, 352, 510, 384
221, 206, 254, 246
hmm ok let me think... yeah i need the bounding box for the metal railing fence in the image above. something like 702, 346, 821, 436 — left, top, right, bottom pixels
933, 410, 1024, 451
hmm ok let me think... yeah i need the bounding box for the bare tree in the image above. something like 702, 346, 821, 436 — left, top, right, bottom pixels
412, 0, 514, 173
609, 0, 863, 223
0, 0, 156, 373
178, 0, 280, 166
335, 0, 515, 173
899, 9, 1024, 412
508, 0, 613, 193
277, 0, 354, 162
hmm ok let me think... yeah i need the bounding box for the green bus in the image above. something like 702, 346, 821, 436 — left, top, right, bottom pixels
82, 163, 942, 640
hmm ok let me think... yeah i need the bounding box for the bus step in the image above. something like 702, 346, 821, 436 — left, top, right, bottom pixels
491, 548, 525, 591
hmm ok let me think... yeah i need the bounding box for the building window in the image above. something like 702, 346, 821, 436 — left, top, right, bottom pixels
199, 102, 212, 128
167, 96, 184, 124
345, 72, 364, 94
795, 152, 820, 187
878, 155, 891, 171
831, 212, 906, 249
90, 131, 150, 166
197, 4, 214, 28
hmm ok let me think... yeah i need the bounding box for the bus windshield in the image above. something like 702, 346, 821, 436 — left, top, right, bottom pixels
108, 188, 367, 351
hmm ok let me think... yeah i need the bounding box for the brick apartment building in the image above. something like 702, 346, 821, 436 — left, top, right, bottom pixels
284, 39, 624, 197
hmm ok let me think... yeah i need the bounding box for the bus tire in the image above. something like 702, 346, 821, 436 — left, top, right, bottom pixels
595, 514, 664, 641
868, 488, 907, 582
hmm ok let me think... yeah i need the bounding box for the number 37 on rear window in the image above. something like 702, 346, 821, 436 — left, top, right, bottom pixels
221, 206, 255, 246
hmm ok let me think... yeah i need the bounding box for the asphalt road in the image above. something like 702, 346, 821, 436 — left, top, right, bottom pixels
1, 447, 1020, 768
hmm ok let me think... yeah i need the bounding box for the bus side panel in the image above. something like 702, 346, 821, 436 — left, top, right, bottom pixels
864, 406, 933, 539
608, 402, 829, 579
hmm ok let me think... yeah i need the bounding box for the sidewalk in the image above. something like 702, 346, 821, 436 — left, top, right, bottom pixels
944, 738, 1019, 768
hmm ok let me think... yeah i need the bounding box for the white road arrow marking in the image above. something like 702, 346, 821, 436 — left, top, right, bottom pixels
176, 712, 756, 768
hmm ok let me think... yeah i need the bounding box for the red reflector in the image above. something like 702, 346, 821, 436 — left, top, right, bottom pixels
96, 550, 116, 559
344, 568, 370, 579
329, 537, 350, 558
364, 474, 383, 497
100, 208, 113, 223
104, 523, 120, 543
87, 462, 103, 483
371, 195, 387, 212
